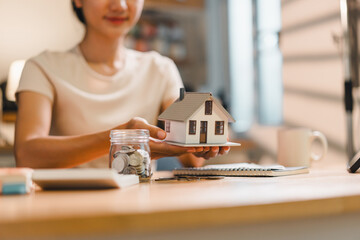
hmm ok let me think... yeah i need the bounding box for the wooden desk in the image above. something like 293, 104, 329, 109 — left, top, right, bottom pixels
1, 163, 360, 240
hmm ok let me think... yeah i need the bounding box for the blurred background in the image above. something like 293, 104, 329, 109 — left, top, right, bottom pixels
0, 0, 349, 168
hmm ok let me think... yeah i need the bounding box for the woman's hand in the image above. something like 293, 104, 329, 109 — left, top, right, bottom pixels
149, 138, 197, 160
178, 146, 231, 167
191, 146, 231, 160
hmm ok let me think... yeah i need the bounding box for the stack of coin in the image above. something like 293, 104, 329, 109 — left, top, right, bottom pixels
111, 153, 129, 173
137, 149, 151, 177
112, 146, 135, 173
111, 145, 151, 179
128, 151, 145, 176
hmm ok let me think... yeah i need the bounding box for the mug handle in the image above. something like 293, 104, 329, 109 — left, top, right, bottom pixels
310, 131, 328, 161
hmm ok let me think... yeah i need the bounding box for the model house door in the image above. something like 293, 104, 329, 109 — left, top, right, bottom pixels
200, 121, 207, 143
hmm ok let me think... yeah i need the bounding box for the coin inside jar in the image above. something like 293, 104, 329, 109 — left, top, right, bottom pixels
123, 166, 137, 175
109, 130, 152, 181
119, 145, 136, 154
129, 151, 143, 166
137, 149, 150, 162
111, 153, 129, 173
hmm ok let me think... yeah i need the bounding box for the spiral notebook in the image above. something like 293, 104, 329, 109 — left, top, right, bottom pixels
173, 163, 309, 177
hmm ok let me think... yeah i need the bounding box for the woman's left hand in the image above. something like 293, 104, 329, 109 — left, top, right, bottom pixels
191, 146, 231, 160
178, 146, 231, 167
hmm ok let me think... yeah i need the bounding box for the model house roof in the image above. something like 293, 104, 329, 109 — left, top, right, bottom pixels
158, 91, 235, 122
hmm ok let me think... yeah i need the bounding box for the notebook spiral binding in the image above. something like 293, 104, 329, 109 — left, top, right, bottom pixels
173, 164, 308, 177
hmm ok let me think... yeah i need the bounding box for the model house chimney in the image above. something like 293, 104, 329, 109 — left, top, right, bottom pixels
179, 88, 185, 101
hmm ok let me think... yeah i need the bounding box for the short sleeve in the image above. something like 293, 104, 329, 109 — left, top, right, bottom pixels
16, 59, 55, 103
161, 59, 184, 104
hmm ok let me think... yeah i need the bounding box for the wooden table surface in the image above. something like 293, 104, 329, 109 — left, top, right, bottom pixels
1, 162, 360, 239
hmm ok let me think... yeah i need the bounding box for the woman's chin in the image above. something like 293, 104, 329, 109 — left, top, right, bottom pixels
104, 26, 131, 39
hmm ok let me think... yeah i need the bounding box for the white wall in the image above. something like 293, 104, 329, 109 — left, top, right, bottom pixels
0, 0, 84, 82
281, 0, 344, 149
247, 0, 347, 162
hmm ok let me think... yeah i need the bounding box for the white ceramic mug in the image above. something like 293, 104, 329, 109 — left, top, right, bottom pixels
277, 128, 328, 167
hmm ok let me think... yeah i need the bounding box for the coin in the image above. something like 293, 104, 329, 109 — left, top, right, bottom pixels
129, 151, 143, 166
120, 145, 136, 154
123, 166, 137, 175
111, 153, 129, 173
113, 145, 151, 179
137, 149, 150, 168
135, 164, 145, 175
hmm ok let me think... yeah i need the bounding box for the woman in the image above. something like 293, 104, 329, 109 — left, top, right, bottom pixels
14, 0, 229, 168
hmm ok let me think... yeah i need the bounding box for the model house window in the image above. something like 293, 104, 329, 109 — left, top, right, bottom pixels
205, 101, 212, 115
165, 121, 170, 133
215, 121, 224, 135
189, 120, 196, 135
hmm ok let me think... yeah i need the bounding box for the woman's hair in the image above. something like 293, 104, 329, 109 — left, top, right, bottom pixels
72, 1, 86, 24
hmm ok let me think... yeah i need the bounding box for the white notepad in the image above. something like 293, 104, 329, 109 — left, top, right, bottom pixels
173, 163, 309, 177
32, 168, 139, 190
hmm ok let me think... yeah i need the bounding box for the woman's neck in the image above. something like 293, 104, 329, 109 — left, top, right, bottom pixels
79, 32, 126, 76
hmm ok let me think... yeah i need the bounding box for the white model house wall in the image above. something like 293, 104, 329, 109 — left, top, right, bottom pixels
165, 121, 186, 143
185, 103, 228, 144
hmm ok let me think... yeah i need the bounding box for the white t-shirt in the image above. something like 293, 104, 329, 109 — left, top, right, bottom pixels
16, 46, 183, 167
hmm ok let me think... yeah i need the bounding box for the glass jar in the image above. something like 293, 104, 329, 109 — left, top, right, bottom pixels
109, 129, 152, 181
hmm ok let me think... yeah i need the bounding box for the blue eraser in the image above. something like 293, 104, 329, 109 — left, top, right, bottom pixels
2, 183, 27, 195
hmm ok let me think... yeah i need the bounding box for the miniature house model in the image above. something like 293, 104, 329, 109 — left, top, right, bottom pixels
158, 88, 235, 145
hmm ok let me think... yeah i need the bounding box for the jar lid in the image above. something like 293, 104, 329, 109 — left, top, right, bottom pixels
110, 129, 150, 143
